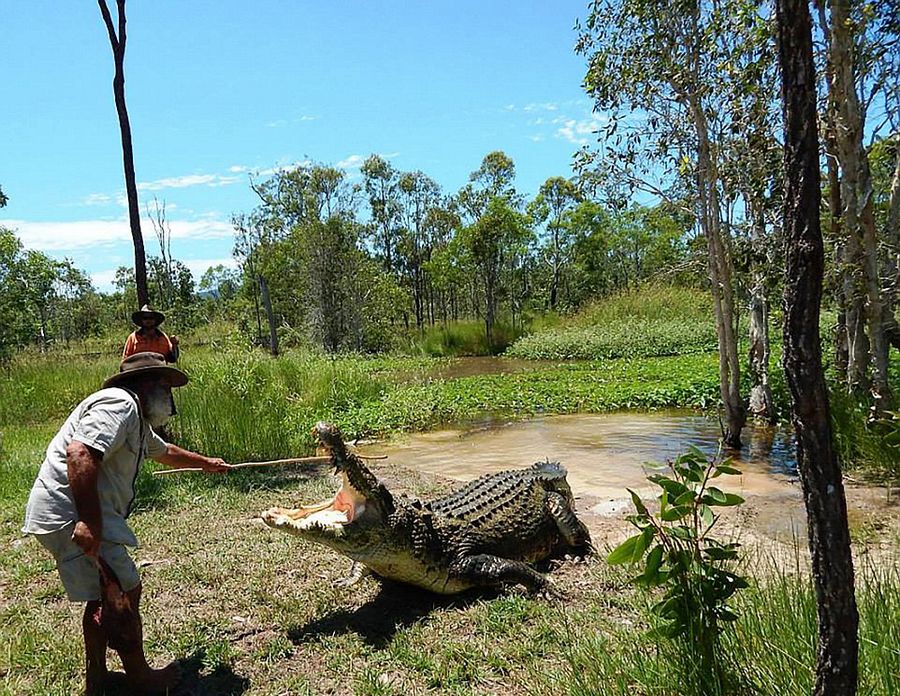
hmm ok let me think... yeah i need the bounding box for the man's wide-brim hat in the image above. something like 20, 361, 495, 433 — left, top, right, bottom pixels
103, 352, 188, 389
131, 304, 165, 326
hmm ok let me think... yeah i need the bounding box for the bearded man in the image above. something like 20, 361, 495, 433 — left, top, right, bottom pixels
22, 351, 230, 695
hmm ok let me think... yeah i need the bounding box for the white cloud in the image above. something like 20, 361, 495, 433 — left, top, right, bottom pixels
556, 118, 602, 146
90, 268, 121, 291
504, 102, 560, 113
182, 257, 239, 279
267, 114, 317, 127
82, 193, 114, 206
1, 217, 235, 252
137, 173, 243, 192
337, 154, 364, 170
89, 256, 238, 292
528, 134, 546, 142
228, 165, 249, 173
523, 102, 559, 112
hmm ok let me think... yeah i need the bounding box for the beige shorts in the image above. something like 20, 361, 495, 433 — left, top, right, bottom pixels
33, 525, 141, 602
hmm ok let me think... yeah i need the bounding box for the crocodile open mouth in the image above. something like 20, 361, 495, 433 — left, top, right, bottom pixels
262, 473, 367, 532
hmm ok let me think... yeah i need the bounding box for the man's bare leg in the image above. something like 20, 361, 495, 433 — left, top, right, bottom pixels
83, 600, 107, 696
106, 583, 181, 693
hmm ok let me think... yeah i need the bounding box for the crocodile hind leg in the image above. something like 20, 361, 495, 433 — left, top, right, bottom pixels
546, 492, 594, 556
452, 554, 549, 593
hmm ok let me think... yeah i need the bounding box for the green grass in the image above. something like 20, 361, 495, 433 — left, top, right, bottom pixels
519, 558, 900, 696
1, 345, 898, 693
342, 354, 721, 436
506, 286, 717, 360
0, 348, 722, 467
404, 320, 526, 357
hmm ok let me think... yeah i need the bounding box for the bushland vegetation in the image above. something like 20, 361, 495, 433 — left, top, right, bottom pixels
2, 0, 899, 691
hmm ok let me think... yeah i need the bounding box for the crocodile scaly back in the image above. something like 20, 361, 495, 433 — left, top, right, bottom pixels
425, 460, 568, 520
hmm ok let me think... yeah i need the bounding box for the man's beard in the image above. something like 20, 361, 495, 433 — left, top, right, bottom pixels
144, 387, 175, 428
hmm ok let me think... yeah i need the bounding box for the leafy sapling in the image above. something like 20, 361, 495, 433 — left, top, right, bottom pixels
608, 447, 748, 690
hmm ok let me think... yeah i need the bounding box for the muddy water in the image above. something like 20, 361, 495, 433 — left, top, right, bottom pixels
356, 411, 797, 508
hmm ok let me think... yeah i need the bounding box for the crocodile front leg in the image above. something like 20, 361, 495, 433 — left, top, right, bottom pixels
546, 492, 593, 556
334, 561, 371, 588
451, 554, 549, 593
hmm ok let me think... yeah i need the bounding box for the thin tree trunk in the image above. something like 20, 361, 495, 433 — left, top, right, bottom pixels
690, 95, 745, 447
884, 137, 900, 348
814, 1, 850, 380
776, 3, 860, 694
98, 0, 148, 307
830, 0, 889, 407
746, 195, 775, 422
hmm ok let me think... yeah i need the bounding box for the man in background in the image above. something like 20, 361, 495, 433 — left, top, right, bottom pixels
123, 305, 180, 362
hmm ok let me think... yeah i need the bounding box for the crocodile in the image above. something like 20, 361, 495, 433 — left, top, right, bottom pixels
261, 422, 592, 594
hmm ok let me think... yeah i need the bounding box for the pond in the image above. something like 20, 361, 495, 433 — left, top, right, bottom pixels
356, 410, 797, 505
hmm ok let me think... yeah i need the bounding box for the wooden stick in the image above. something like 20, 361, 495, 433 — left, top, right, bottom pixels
153, 455, 331, 476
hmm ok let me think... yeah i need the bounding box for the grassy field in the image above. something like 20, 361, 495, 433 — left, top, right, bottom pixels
505, 286, 718, 361
2, 289, 898, 694
1, 452, 898, 695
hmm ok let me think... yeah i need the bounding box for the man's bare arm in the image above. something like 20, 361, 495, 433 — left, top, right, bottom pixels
67, 441, 104, 558
153, 444, 229, 473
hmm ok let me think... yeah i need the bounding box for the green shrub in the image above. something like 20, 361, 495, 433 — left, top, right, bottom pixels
405, 320, 525, 357
608, 448, 748, 694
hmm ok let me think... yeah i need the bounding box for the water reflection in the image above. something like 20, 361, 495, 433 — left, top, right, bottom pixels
356, 411, 797, 501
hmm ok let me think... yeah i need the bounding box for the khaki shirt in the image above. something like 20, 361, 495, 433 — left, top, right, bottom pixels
22, 387, 168, 546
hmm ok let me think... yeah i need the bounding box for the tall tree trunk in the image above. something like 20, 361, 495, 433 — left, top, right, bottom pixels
98, 0, 148, 307
746, 195, 775, 422
776, 3, 860, 694
484, 270, 495, 352
884, 138, 900, 348
690, 96, 745, 447
830, 0, 890, 409
815, 0, 850, 380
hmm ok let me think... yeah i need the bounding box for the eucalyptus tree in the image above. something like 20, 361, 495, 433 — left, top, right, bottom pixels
457, 151, 521, 223
396, 170, 442, 329
824, 0, 896, 408
0, 228, 26, 362
455, 151, 526, 338
577, 0, 762, 446
98, 0, 149, 307
361, 154, 401, 272
459, 197, 531, 351
421, 204, 461, 323
777, 0, 860, 691
873, 134, 900, 348
0, 185, 7, 208
529, 176, 581, 310
717, 8, 782, 422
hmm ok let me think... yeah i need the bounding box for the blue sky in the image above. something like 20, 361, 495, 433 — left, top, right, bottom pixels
1, 1, 599, 292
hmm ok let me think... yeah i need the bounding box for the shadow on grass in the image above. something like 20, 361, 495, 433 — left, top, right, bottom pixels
104, 649, 251, 695
287, 580, 495, 649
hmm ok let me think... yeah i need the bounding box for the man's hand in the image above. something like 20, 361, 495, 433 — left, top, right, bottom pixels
202, 457, 230, 473
170, 335, 179, 346
72, 520, 102, 559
